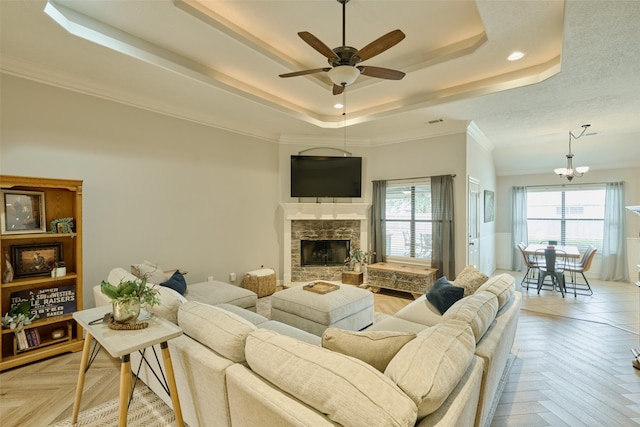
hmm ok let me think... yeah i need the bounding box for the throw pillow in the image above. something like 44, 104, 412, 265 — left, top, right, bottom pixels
322, 328, 416, 372
130, 261, 167, 285
453, 265, 489, 296
161, 270, 187, 295
426, 276, 464, 314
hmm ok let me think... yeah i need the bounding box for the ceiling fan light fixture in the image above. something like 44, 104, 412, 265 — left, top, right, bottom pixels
328, 65, 360, 86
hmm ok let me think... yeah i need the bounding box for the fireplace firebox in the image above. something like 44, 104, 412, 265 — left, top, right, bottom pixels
301, 240, 350, 267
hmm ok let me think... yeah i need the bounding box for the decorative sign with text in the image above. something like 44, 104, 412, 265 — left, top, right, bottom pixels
10, 285, 76, 318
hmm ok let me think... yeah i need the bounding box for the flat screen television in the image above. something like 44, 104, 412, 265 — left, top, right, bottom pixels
291, 155, 362, 198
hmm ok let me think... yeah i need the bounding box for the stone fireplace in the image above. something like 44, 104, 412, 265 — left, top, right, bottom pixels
282, 203, 370, 283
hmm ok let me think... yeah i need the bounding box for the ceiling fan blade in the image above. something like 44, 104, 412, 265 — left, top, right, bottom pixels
358, 65, 405, 80
333, 84, 345, 95
279, 68, 331, 78
353, 29, 405, 62
298, 32, 340, 60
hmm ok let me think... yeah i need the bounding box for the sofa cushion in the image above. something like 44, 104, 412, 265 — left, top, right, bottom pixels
178, 301, 256, 363
390, 295, 443, 328
441, 291, 498, 343
453, 265, 489, 296
151, 285, 187, 324
426, 277, 464, 314
385, 320, 476, 419
476, 273, 515, 309
186, 281, 257, 311
130, 261, 168, 285
245, 329, 418, 427
160, 270, 187, 295
322, 328, 416, 372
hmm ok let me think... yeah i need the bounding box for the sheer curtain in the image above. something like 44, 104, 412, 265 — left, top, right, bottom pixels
601, 181, 629, 281
431, 175, 455, 279
370, 180, 387, 263
512, 186, 528, 271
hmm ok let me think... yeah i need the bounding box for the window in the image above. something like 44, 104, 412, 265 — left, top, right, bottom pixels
526, 185, 605, 251
384, 179, 432, 262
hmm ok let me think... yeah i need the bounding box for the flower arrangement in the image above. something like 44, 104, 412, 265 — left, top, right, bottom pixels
100, 277, 160, 307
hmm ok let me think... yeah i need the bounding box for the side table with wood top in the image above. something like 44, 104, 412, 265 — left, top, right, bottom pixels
72, 305, 185, 427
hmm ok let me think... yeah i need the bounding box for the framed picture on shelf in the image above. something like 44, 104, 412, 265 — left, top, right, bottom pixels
1, 190, 46, 235
11, 243, 63, 278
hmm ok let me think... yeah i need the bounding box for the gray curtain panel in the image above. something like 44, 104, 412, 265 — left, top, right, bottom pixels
431, 175, 455, 279
601, 181, 629, 281
371, 180, 387, 263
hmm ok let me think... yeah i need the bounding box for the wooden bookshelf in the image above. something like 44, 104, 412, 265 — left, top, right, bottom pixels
0, 175, 84, 371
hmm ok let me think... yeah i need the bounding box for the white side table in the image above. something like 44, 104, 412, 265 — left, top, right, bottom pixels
72, 305, 184, 427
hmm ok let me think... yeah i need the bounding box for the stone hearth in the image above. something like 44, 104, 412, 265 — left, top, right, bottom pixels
281, 203, 370, 283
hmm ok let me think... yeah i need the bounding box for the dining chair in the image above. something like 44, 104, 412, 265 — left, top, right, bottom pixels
535, 248, 567, 297
565, 246, 596, 296
517, 242, 540, 289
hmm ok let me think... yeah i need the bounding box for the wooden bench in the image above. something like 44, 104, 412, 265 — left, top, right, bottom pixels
366, 262, 437, 299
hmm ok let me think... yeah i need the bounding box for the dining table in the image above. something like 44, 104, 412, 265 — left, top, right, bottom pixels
523, 243, 581, 259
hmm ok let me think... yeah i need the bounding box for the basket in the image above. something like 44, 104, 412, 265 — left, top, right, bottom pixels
244, 268, 276, 297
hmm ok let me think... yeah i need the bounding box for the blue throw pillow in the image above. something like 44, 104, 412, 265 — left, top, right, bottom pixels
161, 270, 187, 295
426, 276, 464, 314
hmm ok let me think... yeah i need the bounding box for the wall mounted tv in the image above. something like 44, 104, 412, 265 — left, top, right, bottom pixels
291, 155, 362, 198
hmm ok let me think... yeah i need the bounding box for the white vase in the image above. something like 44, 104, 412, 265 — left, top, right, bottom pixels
353, 262, 361, 272
51, 267, 66, 278
112, 298, 140, 324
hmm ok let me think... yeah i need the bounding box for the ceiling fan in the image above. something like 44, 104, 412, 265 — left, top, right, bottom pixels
279, 0, 406, 95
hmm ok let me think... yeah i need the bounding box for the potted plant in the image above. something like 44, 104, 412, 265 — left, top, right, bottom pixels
349, 247, 365, 272
100, 277, 160, 323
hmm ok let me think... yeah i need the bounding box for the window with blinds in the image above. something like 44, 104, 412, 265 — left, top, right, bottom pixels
384, 179, 432, 262
526, 185, 605, 251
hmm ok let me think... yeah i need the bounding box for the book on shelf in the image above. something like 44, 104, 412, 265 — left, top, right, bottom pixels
15, 330, 28, 351
15, 329, 41, 350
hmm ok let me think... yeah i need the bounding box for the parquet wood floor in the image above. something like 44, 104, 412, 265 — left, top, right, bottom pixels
1, 270, 638, 426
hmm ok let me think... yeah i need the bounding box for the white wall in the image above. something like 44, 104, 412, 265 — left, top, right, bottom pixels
1, 75, 281, 308
496, 167, 640, 281
466, 131, 497, 274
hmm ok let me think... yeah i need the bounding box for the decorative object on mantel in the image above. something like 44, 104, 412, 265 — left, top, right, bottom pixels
554, 124, 591, 181
100, 277, 160, 324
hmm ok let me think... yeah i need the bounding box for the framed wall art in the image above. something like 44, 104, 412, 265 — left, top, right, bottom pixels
1, 190, 46, 235
484, 190, 495, 223
11, 243, 63, 278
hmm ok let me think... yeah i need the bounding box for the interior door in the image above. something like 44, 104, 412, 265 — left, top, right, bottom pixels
468, 177, 480, 268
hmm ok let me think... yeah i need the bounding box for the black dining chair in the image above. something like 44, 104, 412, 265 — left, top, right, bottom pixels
535, 248, 567, 297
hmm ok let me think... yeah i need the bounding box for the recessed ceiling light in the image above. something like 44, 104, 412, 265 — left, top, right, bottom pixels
334, 103, 343, 109
507, 51, 525, 61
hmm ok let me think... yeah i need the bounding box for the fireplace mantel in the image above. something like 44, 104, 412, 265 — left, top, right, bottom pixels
281, 203, 371, 283
281, 203, 370, 220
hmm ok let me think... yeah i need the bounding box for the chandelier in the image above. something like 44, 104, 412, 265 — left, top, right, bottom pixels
554, 124, 590, 181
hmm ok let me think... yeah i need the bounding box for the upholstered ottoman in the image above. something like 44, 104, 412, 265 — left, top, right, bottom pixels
186, 280, 258, 312
271, 283, 374, 336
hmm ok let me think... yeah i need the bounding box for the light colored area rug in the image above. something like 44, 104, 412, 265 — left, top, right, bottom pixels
49, 383, 176, 427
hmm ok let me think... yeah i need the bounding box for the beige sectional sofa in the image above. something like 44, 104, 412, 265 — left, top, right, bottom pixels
95, 268, 520, 427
